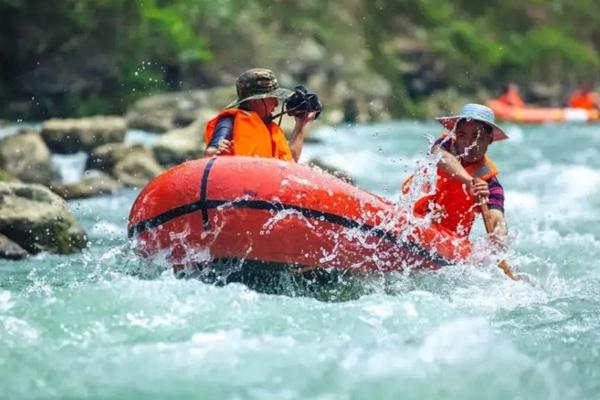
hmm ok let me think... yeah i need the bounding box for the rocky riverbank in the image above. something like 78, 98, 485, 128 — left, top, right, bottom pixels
0, 81, 360, 260
0, 115, 172, 260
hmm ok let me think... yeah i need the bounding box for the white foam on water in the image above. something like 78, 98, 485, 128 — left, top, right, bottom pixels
51, 152, 87, 183
0, 290, 13, 312
91, 221, 124, 238
125, 129, 161, 145
3, 121, 600, 399
361, 316, 533, 380
0, 316, 40, 345
505, 190, 538, 212
126, 311, 187, 329
505, 124, 524, 143
511, 162, 600, 221
417, 317, 491, 364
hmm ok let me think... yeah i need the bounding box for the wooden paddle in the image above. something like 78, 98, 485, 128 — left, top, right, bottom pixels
479, 202, 517, 280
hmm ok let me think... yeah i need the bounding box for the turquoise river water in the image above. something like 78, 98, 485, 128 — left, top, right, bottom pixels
1, 121, 599, 399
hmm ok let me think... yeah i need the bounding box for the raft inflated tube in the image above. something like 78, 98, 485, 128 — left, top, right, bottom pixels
486, 100, 599, 124
127, 157, 471, 276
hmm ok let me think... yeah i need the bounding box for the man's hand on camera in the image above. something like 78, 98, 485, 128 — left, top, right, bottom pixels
294, 111, 317, 129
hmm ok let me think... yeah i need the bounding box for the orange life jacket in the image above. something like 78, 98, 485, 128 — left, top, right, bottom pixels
497, 90, 525, 107
403, 136, 499, 238
568, 91, 599, 110
204, 109, 293, 161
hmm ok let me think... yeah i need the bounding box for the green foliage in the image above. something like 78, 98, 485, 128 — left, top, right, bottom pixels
138, 0, 213, 62
1, 0, 600, 118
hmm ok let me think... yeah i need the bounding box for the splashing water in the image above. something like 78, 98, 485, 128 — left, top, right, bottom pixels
1, 121, 600, 399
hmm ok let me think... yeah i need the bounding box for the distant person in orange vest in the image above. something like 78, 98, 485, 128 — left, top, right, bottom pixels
568, 84, 599, 110
496, 83, 525, 107
204, 68, 318, 162
403, 104, 509, 243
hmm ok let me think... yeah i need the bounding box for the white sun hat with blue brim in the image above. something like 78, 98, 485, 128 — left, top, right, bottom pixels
436, 103, 509, 142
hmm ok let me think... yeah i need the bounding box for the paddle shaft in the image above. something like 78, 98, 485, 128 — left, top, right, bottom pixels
479, 202, 517, 280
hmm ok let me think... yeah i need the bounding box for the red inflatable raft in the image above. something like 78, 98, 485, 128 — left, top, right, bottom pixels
486, 99, 599, 124
128, 157, 471, 279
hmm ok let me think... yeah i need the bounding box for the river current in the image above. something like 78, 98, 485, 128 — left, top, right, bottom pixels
1, 121, 599, 399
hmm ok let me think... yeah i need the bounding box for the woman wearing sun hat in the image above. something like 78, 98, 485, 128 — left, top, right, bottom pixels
204, 68, 316, 162
403, 103, 509, 242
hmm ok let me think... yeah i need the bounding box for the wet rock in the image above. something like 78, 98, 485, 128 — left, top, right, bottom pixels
50, 170, 122, 200
40, 116, 127, 154
85, 142, 139, 173
0, 129, 56, 184
113, 150, 164, 188
126, 87, 234, 133
174, 104, 217, 128
126, 103, 175, 133
0, 168, 20, 183
308, 158, 353, 184
0, 233, 29, 260
85, 143, 163, 187
152, 118, 207, 166
0, 182, 87, 254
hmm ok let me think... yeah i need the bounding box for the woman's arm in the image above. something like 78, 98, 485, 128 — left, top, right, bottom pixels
431, 146, 472, 185
432, 146, 490, 199
487, 208, 508, 246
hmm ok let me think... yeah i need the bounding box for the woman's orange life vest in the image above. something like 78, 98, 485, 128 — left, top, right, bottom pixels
204, 109, 293, 161
403, 136, 499, 238
568, 91, 599, 110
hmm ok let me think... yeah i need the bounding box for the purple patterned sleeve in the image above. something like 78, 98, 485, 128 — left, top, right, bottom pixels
487, 176, 504, 213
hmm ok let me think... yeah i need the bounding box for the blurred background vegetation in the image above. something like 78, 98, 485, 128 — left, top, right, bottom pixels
2, 0, 600, 120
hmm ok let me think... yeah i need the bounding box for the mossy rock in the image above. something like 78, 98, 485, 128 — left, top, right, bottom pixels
0, 182, 87, 254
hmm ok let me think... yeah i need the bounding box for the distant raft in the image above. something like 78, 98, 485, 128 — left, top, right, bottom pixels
127, 157, 471, 279
486, 99, 600, 124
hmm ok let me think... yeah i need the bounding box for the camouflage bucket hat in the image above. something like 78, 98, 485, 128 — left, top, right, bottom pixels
226, 68, 293, 109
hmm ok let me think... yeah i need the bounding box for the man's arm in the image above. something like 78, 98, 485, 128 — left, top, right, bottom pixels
204, 117, 234, 157
288, 112, 317, 162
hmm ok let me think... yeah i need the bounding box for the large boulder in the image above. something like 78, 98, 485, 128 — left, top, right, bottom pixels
40, 116, 127, 154
125, 95, 176, 133
152, 117, 207, 166
49, 170, 123, 200
0, 182, 87, 255
85, 142, 139, 173
125, 87, 234, 133
85, 143, 163, 187
113, 151, 164, 188
0, 129, 55, 184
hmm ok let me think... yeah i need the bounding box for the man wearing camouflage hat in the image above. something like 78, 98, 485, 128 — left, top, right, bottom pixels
204, 68, 317, 162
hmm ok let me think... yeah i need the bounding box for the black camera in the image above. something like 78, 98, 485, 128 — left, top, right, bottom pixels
284, 86, 322, 119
